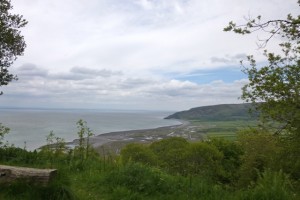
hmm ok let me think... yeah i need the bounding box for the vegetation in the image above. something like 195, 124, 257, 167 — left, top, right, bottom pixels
224, 1, 300, 134
189, 120, 258, 140
223, 0, 300, 192
0, 120, 299, 199
0, 128, 299, 199
0, 123, 9, 145
165, 103, 257, 121
0, 0, 299, 199
0, 0, 27, 95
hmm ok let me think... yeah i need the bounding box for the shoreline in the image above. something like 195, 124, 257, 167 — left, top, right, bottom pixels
67, 120, 202, 154
97, 119, 188, 137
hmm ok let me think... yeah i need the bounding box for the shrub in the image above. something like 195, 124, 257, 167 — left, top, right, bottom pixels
121, 143, 158, 165
150, 137, 189, 174
237, 129, 282, 187
186, 142, 223, 179
209, 138, 243, 185
239, 169, 297, 200
102, 163, 183, 196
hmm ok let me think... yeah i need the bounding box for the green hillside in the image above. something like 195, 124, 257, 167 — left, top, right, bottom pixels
165, 103, 257, 121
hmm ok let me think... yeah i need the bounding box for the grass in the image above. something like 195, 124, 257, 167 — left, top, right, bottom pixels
189, 120, 258, 140
0, 119, 299, 200
0, 139, 298, 200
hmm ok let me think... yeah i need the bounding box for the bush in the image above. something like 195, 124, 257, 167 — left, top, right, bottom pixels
0, 146, 40, 165
186, 142, 223, 179
239, 169, 297, 200
150, 137, 189, 174
102, 163, 184, 196
121, 143, 158, 165
209, 138, 243, 185
237, 129, 281, 187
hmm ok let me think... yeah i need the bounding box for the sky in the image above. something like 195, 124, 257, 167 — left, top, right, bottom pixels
0, 0, 298, 111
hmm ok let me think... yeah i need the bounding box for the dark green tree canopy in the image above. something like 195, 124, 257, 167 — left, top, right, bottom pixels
224, 1, 300, 133
0, 0, 27, 95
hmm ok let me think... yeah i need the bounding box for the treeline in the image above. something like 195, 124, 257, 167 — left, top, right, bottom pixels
0, 122, 299, 199
121, 130, 299, 189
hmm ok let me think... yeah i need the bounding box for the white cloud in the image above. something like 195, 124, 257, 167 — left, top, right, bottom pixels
2, 0, 297, 110
2, 64, 248, 110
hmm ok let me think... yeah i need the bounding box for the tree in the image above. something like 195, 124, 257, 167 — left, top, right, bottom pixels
0, 123, 9, 146
209, 138, 243, 184
150, 137, 189, 174
186, 142, 223, 179
224, 1, 300, 133
0, 0, 27, 95
237, 129, 282, 186
121, 143, 158, 165
224, 1, 300, 184
76, 119, 94, 161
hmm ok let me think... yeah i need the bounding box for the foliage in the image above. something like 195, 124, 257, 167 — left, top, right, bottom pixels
223, 1, 300, 191
186, 142, 223, 179
101, 162, 234, 200
224, 1, 300, 133
0, 123, 10, 145
252, 169, 294, 200
237, 129, 282, 186
0, 0, 27, 94
122, 137, 240, 183
121, 143, 157, 165
150, 137, 189, 174
241, 169, 295, 200
277, 132, 300, 181
0, 132, 299, 199
39, 131, 68, 168
165, 103, 257, 121
75, 119, 94, 163
223, 1, 300, 46
209, 138, 243, 184
0, 146, 39, 165
102, 163, 180, 196
241, 55, 300, 133
1, 118, 299, 199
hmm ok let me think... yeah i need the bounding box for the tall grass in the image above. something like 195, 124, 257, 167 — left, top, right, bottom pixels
0, 123, 299, 199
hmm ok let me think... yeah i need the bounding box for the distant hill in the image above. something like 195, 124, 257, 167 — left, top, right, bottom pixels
165, 103, 258, 121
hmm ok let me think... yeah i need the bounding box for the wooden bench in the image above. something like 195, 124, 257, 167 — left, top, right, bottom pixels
0, 165, 57, 186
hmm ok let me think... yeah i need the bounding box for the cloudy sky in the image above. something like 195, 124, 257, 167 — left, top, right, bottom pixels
1, 0, 298, 111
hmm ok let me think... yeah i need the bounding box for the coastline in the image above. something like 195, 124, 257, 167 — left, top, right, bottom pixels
68, 120, 204, 155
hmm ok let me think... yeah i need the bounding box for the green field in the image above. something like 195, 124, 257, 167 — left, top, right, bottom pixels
189, 120, 259, 140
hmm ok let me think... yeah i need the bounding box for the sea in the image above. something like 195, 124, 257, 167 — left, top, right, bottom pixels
0, 108, 181, 151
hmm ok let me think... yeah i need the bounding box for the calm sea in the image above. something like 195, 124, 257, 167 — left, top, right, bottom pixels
0, 108, 180, 150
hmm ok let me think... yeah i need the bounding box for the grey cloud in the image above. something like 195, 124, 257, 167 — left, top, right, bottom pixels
211, 53, 247, 64
49, 67, 123, 81
70, 67, 123, 77
17, 63, 49, 77
211, 57, 231, 63
49, 73, 89, 81
141, 80, 198, 97
149, 88, 192, 97
232, 53, 247, 60
119, 78, 155, 89
15, 64, 123, 82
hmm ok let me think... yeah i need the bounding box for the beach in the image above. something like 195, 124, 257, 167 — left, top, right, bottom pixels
69, 120, 205, 155
0, 108, 181, 150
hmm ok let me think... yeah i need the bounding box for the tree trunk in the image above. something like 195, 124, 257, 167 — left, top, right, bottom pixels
0, 165, 57, 186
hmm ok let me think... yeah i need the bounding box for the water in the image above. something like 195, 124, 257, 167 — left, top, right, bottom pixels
0, 108, 180, 150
